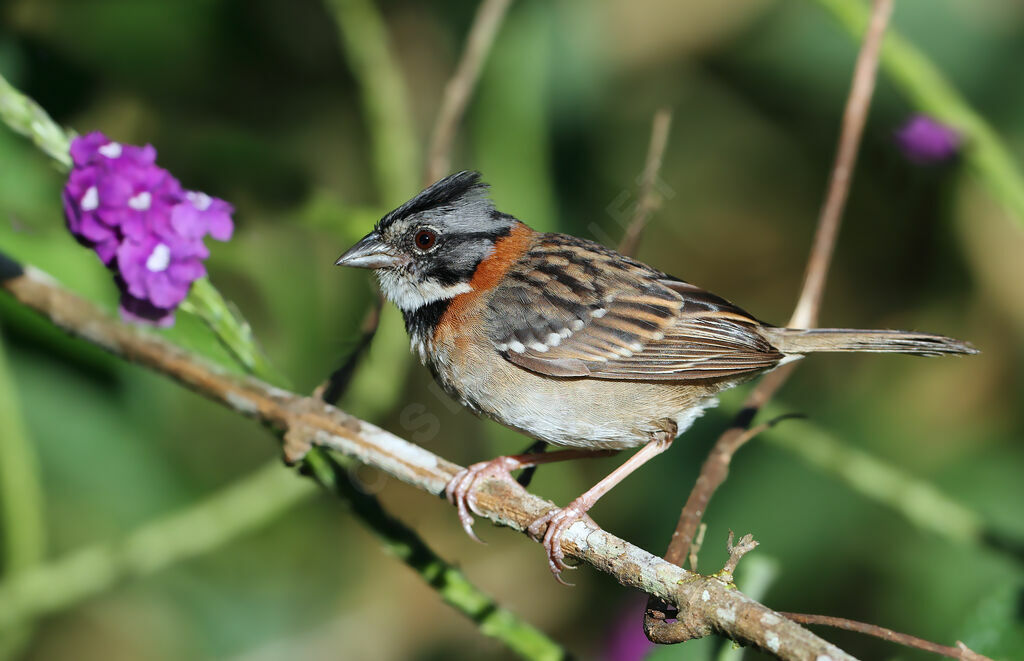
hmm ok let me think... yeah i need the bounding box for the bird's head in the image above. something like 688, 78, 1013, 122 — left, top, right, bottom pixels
336, 171, 518, 312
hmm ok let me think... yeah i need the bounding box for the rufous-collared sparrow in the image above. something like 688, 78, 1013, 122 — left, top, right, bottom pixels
336, 171, 976, 581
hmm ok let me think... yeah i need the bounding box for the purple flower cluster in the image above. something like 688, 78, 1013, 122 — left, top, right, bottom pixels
62, 132, 233, 325
894, 114, 961, 165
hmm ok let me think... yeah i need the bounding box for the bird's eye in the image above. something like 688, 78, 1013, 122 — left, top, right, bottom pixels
414, 228, 438, 251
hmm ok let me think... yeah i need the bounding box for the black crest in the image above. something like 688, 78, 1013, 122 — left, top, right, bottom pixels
376, 171, 488, 231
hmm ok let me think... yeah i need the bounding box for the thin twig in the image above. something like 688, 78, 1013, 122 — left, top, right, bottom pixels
645, 0, 894, 643
781, 613, 991, 660
315, 293, 384, 405
814, 0, 1024, 228
618, 108, 673, 258
790, 0, 893, 329
1, 257, 856, 661
670, 407, 797, 574
688, 522, 707, 573
425, 0, 513, 185
719, 531, 759, 584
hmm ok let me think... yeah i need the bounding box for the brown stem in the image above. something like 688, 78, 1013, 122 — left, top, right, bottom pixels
424, 0, 513, 185
0, 257, 856, 661
644, 0, 894, 644
789, 0, 893, 329
618, 108, 673, 258
719, 531, 759, 583
660, 366, 795, 573
781, 613, 992, 661
688, 522, 707, 572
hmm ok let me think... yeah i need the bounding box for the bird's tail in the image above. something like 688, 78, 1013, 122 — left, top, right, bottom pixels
762, 327, 978, 357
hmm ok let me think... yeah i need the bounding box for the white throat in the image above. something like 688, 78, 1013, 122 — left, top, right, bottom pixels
376, 270, 472, 313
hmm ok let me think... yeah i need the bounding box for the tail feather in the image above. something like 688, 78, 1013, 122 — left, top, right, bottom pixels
763, 328, 978, 357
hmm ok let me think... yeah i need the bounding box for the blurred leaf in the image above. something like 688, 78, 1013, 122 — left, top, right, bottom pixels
957, 580, 1024, 659
0, 327, 46, 660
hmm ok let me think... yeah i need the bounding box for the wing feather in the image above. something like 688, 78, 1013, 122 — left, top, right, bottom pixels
484, 234, 783, 381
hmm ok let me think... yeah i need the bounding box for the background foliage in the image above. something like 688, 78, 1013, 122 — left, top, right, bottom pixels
1, 0, 1022, 659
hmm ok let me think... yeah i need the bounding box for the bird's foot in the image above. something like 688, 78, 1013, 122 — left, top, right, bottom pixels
445, 456, 526, 543
527, 501, 598, 585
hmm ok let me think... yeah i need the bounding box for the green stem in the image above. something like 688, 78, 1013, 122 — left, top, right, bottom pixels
0, 460, 316, 631
761, 406, 984, 545
324, 0, 420, 205
180, 278, 287, 387
0, 328, 47, 658
0, 72, 71, 169
304, 451, 566, 661
814, 0, 1024, 226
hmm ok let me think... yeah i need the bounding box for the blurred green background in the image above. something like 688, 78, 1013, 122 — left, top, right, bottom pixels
1, 0, 1023, 659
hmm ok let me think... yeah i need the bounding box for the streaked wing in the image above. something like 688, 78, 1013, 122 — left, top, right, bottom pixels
484, 234, 784, 380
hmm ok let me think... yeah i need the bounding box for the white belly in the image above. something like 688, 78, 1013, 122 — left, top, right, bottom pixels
429, 340, 728, 450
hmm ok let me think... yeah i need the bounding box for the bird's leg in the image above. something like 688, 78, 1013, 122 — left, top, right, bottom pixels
527, 431, 675, 583
445, 448, 615, 543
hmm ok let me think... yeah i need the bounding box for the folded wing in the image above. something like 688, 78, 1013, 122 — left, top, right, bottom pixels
484, 235, 784, 381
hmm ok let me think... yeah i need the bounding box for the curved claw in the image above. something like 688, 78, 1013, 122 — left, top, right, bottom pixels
445, 467, 485, 543
444, 457, 523, 544
527, 503, 597, 584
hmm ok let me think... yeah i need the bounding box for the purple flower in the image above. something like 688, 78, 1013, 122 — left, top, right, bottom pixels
894, 114, 961, 164
173, 191, 234, 241
605, 599, 653, 661
62, 132, 234, 325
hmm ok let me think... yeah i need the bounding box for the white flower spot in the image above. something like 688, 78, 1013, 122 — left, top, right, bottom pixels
146, 243, 171, 272
187, 191, 212, 211
81, 186, 99, 211
98, 142, 122, 158
765, 631, 780, 652
701, 590, 709, 602
128, 191, 152, 211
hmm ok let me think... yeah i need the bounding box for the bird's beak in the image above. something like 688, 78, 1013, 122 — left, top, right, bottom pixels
335, 232, 403, 269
